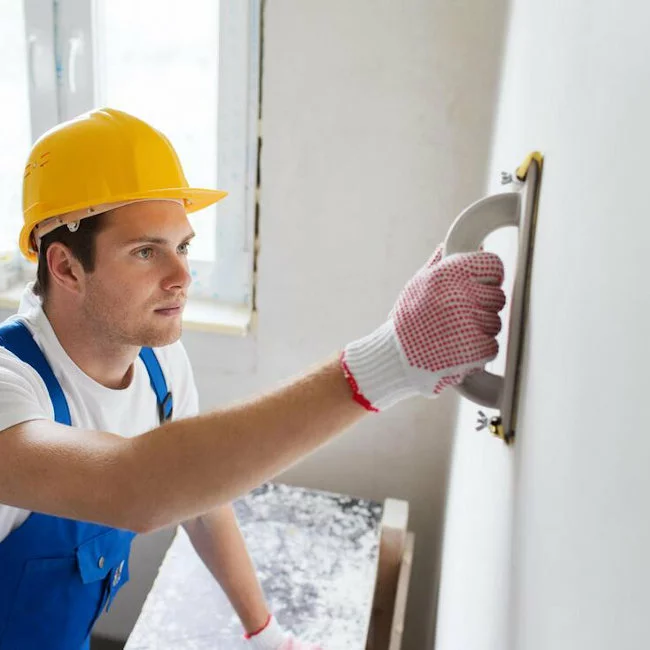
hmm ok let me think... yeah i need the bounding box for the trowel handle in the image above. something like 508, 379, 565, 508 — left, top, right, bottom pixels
443, 192, 520, 255
441, 191, 520, 408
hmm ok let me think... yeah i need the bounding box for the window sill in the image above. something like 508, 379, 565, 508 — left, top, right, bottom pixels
182, 299, 255, 336
0, 286, 254, 337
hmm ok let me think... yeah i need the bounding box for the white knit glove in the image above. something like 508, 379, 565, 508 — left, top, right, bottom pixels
341, 245, 506, 411
245, 615, 323, 650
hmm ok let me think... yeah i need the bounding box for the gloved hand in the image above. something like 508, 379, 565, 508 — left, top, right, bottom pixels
341, 245, 506, 411
245, 615, 323, 650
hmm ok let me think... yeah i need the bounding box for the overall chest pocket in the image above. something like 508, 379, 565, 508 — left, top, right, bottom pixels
0, 530, 132, 650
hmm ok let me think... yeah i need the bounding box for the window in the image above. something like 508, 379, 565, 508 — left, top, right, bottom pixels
1, 0, 261, 308
0, 0, 32, 291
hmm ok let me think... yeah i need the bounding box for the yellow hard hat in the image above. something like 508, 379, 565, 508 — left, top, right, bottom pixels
20, 107, 228, 262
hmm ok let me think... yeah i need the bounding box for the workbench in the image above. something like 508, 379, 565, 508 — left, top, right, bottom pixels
124, 483, 413, 650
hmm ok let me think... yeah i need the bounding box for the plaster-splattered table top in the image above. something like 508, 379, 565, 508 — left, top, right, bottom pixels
125, 483, 383, 650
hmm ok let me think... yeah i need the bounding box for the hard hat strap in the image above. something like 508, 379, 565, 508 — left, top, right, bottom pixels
30, 198, 184, 254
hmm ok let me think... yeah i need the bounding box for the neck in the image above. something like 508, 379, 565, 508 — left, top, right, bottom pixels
43, 299, 138, 390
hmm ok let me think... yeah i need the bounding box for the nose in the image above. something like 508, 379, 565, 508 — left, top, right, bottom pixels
162, 252, 192, 292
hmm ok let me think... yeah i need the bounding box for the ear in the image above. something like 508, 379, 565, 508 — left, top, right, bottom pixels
46, 242, 85, 295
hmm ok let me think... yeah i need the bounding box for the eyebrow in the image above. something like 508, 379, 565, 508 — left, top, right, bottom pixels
122, 231, 196, 246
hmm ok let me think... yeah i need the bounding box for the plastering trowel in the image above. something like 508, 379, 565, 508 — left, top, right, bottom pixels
442, 152, 543, 444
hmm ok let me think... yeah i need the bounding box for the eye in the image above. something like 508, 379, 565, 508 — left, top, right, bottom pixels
178, 241, 191, 255
135, 247, 154, 260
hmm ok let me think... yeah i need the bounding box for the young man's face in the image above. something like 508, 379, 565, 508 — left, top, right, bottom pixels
80, 200, 194, 348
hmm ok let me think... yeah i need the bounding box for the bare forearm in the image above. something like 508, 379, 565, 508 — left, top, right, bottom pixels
129, 355, 365, 531
183, 505, 269, 634
0, 356, 364, 533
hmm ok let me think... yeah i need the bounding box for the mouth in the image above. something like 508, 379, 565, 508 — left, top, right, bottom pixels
154, 304, 184, 317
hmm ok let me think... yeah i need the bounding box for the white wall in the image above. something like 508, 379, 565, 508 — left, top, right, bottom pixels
239, 4, 507, 647
1, 2, 510, 647
435, 1, 650, 649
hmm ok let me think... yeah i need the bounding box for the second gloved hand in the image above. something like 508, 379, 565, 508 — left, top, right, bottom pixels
341, 245, 506, 411
245, 615, 323, 650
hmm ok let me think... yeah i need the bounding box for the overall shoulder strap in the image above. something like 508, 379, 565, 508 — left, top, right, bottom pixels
138, 347, 173, 423
0, 320, 72, 425
0, 321, 173, 425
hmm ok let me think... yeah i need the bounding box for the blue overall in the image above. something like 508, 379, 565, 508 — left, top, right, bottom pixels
0, 320, 173, 650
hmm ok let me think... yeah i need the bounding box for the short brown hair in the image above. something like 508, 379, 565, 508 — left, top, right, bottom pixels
33, 213, 108, 298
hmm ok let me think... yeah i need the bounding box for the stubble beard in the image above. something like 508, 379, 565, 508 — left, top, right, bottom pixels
82, 294, 183, 349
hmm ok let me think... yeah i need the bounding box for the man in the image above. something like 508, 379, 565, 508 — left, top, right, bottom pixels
0, 108, 505, 650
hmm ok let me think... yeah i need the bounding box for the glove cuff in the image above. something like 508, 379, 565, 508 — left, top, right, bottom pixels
342, 320, 419, 411
245, 615, 287, 649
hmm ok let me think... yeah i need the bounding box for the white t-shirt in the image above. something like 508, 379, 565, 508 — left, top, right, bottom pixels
0, 285, 199, 542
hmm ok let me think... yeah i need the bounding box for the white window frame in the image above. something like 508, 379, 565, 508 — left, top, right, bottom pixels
20, 0, 261, 311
